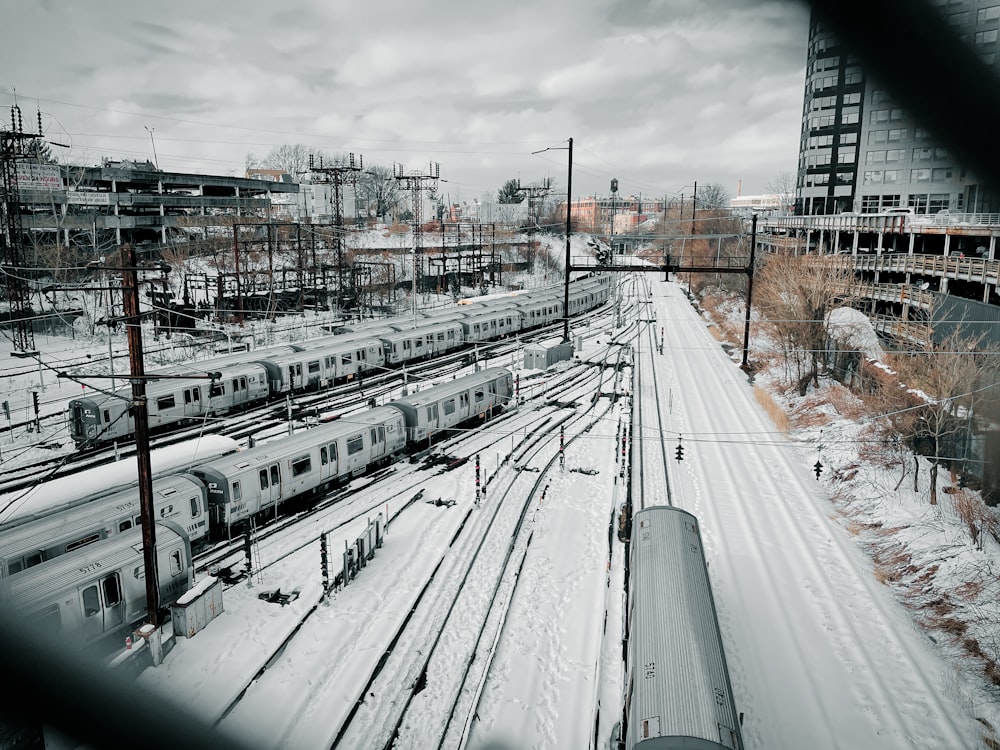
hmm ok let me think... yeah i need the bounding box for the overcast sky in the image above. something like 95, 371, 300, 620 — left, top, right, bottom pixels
1, 0, 809, 203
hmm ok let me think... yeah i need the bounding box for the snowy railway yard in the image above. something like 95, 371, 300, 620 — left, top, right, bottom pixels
2, 278, 1000, 749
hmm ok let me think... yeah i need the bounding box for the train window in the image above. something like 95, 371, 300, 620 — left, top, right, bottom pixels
329, 443, 338, 461
370, 428, 376, 444
103, 409, 110, 423
25, 552, 43, 569
270, 466, 280, 486
291, 455, 312, 477
192, 388, 200, 402
378, 426, 384, 442
27, 604, 61, 636
474, 389, 484, 403
259, 469, 269, 490
169, 550, 183, 577
240, 377, 246, 390
443, 399, 455, 415
347, 435, 364, 455
159, 504, 174, 518
210, 383, 224, 398
119, 519, 133, 532
308, 361, 320, 374
184, 389, 192, 405
232, 378, 239, 392
7, 559, 23, 574
102, 574, 122, 607
342, 353, 353, 365
65, 533, 101, 553
189, 495, 199, 517
461, 394, 469, 408
321, 446, 328, 465
82, 586, 101, 617
157, 395, 176, 410
359, 349, 367, 361
232, 481, 242, 501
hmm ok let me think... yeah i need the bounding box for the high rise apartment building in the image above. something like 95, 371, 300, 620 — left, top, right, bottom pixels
795, 3, 1000, 216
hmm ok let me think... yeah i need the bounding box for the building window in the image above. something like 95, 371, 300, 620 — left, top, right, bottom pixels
868, 130, 888, 144
929, 194, 951, 212
842, 112, 859, 125
913, 147, 934, 160
838, 148, 856, 163
864, 170, 884, 184
915, 127, 931, 139
840, 132, 857, 145
908, 194, 929, 213
978, 5, 1000, 22
843, 92, 862, 105
861, 195, 881, 212
884, 170, 900, 183
975, 29, 999, 44
870, 89, 890, 104
949, 11, 970, 24
886, 149, 905, 161
887, 128, 908, 141
881, 195, 902, 209
867, 150, 886, 163
870, 109, 890, 123
931, 167, 953, 180
844, 71, 863, 85
910, 168, 932, 182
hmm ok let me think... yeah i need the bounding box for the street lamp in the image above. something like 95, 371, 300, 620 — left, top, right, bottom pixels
144, 126, 159, 170
531, 137, 573, 342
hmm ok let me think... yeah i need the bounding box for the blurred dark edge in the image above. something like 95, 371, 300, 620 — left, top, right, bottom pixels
808, 0, 1000, 190
0, 612, 253, 750
2, 1, 1000, 748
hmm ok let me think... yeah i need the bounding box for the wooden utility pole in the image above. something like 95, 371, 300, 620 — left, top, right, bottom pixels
122, 243, 161, 628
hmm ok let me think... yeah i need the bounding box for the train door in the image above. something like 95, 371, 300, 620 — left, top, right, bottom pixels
425, 404, 440, 438
79, 572, 124, 643
369, 425, 386, 461
258, 463, 282, 509
288, 363, 303, 390
183, 386, 202, 417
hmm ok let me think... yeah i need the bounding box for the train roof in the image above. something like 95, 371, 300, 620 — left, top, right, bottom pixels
192, 407, 404, 473
627, 506, 742, 749
0, 436, 238, 528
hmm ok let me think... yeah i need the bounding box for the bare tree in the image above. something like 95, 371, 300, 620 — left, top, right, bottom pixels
887, 326, 999, 505
261, 144, 315, 177
754, 255, 857, 394
696, 182, 731, 210
357, 165, 401, 223
766, 171, 796, 213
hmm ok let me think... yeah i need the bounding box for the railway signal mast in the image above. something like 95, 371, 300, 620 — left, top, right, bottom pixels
394, 162, 441, 322
309, 153, 363, 314
1, 104, 47, 354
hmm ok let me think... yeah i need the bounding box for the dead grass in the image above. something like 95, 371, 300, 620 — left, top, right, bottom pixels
825, 382, 867, 420
752, 385, 790, 433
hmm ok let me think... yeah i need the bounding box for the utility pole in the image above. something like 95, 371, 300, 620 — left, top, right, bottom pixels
309, 153, 363, 315
530, 138, 572, 341
394, 162, 440, 323
120, 243, 162, 627
515, 181, 550, 274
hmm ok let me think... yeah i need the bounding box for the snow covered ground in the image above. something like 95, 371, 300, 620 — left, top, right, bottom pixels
2, 268, 999, 749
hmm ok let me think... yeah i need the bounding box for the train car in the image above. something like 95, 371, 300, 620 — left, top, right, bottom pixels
68, 363, 269, 445
513, 296, 563, 329
0, 474, 208, 577
0, 520, 193, 650
258, 337, 385, 389
387, 367, 513, 444
459, 309, 522, 343
381, 321, 464, 366
623, 506, 743, 750
190, 406, 406, 537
